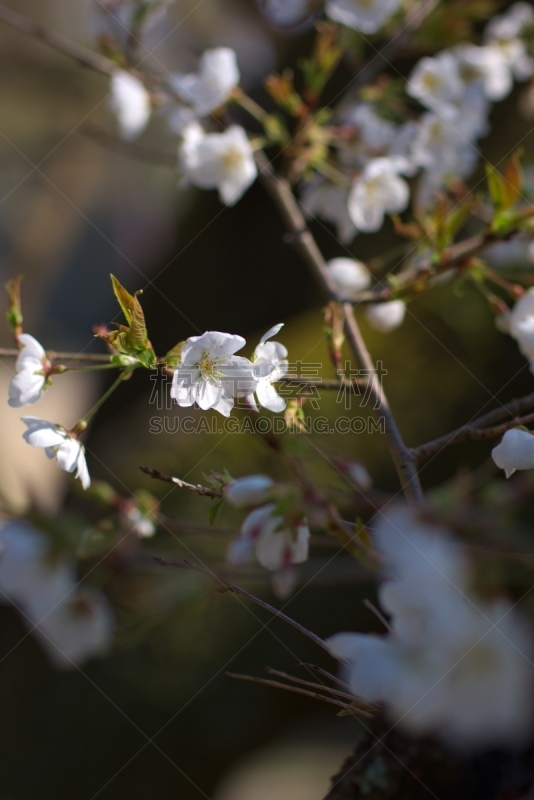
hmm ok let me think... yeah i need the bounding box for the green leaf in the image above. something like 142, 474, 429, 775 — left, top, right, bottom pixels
129, 295, 148, 348
209, 498, 225, 526
111, 274, 136, 324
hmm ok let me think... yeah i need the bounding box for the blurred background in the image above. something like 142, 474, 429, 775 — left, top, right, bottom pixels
0, 1, 533, 798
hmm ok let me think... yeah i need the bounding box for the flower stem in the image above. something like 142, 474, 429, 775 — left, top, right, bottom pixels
72, 370, 132, 434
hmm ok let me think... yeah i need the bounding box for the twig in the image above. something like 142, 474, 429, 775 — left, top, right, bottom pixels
256, 152, 424, 504
265, 667, 375, 708
226, 672, 374, 717
0, 348, 112, 362
0, 4, 116, 75
140, 467, 224, 498
152, 557, 332, 654
298, 662, 352, 692
412, 393, 534, 462
363, 599, 393, 633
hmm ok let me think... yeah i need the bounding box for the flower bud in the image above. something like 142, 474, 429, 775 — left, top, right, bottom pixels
225, 475, 275, 508
492, 428, 534, 478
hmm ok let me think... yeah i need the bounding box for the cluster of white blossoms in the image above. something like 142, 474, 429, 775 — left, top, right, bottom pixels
0, 520, 113, 668
226, 475, 310, 597
171, 325, 288, 417
327, 507, 534, 748
303, 3, 534, 236
7, 334, 91, 490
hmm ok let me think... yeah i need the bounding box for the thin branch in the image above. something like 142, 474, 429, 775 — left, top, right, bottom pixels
265, 667, 375, 708
0, 348, 112, 362
140, 467, 223, 498
152, 557, 332, 654
298, 662, 352, 692
0, 4, 116, 75
256, 152, 424, 504
363, 599, 393, 633
412, 392, 534, 462
226, 672, 374, 717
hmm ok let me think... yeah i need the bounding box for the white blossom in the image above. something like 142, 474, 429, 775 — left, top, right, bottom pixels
180, 124, 257, 206
492, 428, 534, 478
8, 334, 48, 408
258, 0, 317, 27
247, 324, 289, 413
485, 3, 534, 86
228, 503, 310, 573
0, 521, 113, 669
29, 589, 114, 670
407, 53, 465, 118
171, 331, 257, 417
123, 505, 156, 538
326, 258, 371, 296
507, 287, 534, 364
110, 70, 151, 140
226, 475, 275, 508
365, 300, 406, 333
348, 158, 409, 233
172, 48, 240, 115
301, 180, 357, 244
325, 0, 402, 34
326, 507, 534, 748
21, 417, 90, 490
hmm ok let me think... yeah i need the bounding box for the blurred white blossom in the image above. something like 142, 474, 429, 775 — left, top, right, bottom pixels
327, 507, 534, 748
492, 428, 534, 478
172, 48, 240, 115
21, 418, 90, 490
8, 334, 48, 408
407, 53, 465, 118
325, 0, 402, 33
226, 475, 275, 508
109, 70, 151, 140
0, 521, 113, 669
365, 300, 406, 333
348, 158, 409, 233
326, 258, 371, 295
180, 124, 257, 206
301, 180, 357, 243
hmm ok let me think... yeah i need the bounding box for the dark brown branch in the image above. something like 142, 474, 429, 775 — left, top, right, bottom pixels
226, 672, 374, 717
256, 152, 424, 504
412, 393, 534, 463
0, 4, 116, 75
152, 557, 332, 654
140, 467, 223, 498
265, 667, 375, 708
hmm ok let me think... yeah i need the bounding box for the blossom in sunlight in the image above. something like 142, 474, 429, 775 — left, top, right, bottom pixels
228, 503, 310, 574
365, 300, 406, 333
248, 324, 289, 413
0, 521, 114, 669
326, 258, 371, 296
348, 158, 409, 233
8, 334, 48, 408
171, 331, 257, 417
21, 417, 90, 490
326, 506, 534, 748
325, 0, 402, 34
179, 124, 257, 206
172, 48, 240, 115
407, 53, 465, 118
492, 428, 534, 478
110, 70, 151, 140
226, 475, 275, 508
301, 180, 357, 244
